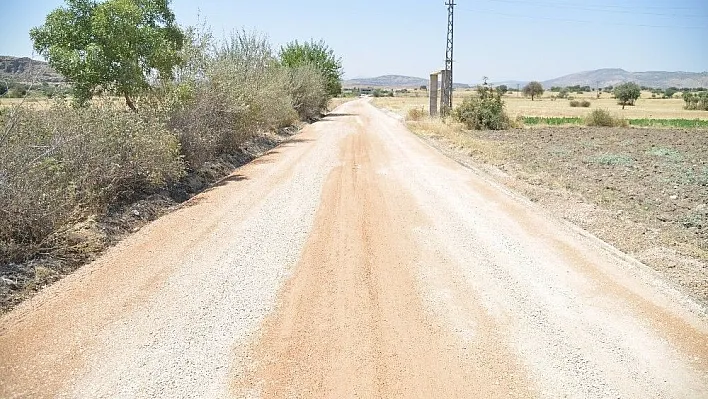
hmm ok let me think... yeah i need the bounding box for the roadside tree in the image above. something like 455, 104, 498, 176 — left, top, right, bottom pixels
279, 40, 343, 98
30, 0, 184, 110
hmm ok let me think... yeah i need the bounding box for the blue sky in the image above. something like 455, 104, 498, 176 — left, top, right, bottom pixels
1, 0, 706, 83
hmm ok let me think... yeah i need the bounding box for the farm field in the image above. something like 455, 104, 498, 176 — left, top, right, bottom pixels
372, 99, 708, 307
373, 89, 708, 121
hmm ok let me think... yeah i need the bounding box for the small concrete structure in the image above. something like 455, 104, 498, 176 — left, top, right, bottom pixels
429, 69, 452, 117
429, 73, 439, 116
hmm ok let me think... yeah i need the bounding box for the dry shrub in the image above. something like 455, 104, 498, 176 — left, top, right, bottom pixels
406, 107, 427, 121
0, 102, 184, 263
585, 108, 628, 127
452, 85, 510, 130
289, 63, 327, 121
570, 100, 580, 107
165, 30, 298, 168
581, 100, 591, 107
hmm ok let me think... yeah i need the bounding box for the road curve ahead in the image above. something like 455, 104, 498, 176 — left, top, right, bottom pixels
1, 99, 707, 398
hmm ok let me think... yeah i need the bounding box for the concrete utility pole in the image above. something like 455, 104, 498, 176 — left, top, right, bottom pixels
441, 1, 455, 115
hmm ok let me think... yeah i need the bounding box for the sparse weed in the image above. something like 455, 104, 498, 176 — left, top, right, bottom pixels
646, 147, 683, 161
587, 153, 634, 166
406, 107, 427, 121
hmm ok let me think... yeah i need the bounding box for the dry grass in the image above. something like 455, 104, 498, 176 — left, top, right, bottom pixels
405, 117, 516, 163
0, 97, 53, 110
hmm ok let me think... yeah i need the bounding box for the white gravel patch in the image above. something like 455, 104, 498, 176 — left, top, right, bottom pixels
65, 128, 347, 398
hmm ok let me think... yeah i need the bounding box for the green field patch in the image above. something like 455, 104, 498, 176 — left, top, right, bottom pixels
522, 116, 583, 125
628, 118, 708, 128
522, 116, 708, 128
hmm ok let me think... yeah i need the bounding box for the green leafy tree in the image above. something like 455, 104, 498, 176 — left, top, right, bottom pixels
279, 39, 343, 98
523, 81, 544, 101
30, 0, 184, 111
663, 87, 678, 99
614, 82, 641, 109
496, 84, 508, 95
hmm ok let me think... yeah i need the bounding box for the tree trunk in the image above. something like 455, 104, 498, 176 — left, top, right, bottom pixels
124, 93, 137, 112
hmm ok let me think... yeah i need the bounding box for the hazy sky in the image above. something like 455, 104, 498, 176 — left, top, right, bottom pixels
1, 0, 706, 83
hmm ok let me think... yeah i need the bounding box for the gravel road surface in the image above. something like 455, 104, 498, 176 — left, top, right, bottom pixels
1, 99, 707, 398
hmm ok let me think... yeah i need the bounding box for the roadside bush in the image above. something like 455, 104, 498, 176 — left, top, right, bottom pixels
165, 30, 298, 168
406, 107, 427, 121
570, 100, 580, 107
0, 102, 184, 263
585, 108, 628, 127
452, 85, 510, 130
288, 63, 327, 121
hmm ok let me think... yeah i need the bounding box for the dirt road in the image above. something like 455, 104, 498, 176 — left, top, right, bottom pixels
1, 99, 707, 398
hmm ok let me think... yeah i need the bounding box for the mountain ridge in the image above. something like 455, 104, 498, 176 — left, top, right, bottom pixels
542, 68, 708, 89
0, 56, 64, 83
2, 56, 706, 90
343, 75, 471, 89
344, 69, 708, 90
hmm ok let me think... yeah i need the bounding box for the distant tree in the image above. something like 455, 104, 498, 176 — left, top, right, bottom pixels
496, 84, 508, 95
614, 82, 641, 109
280, 39, 343, 98
420, 85, 427, 90
557, 87, 569, 99
664, 88, 678, 98
523, 81, 544, 101
30, 0, 184, 110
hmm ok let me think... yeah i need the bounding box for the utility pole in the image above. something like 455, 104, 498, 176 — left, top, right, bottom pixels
441, 1, 455, 115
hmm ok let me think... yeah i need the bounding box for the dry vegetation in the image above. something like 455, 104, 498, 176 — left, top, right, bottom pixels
376, 96, 708, 305
0, 30, 332, 312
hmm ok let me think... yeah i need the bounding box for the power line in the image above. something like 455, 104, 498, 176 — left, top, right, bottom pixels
478, 0, 708, 18
478, 0, 705, 12
457, 6, 706, 29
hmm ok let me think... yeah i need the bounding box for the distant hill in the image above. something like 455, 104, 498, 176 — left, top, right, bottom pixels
0, 56, 64, 83
490, 80, 529, 89
542, 68, 708, 89
343, 75, 470, 89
